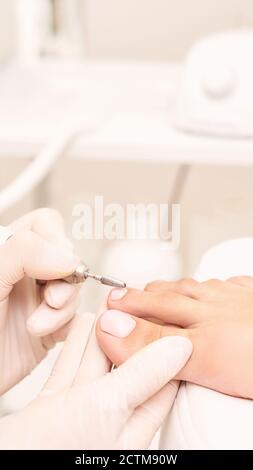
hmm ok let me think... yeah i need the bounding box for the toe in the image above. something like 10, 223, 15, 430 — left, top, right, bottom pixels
96, 309, 183, 366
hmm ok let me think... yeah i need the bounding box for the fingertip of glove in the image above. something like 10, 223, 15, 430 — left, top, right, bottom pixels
45, 281, 77, 309
149, 335, 193, 371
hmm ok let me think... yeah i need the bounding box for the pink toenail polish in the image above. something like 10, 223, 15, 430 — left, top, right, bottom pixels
100, 310, 136, 338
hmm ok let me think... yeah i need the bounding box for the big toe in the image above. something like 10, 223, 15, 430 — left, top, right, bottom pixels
96, 309, 183, 366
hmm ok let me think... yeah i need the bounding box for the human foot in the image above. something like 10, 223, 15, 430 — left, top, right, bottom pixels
96, 277, 253, 399
96, 309, 195, 382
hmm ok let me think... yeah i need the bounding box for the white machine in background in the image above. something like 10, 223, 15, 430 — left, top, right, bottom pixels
176, 30, 253, 138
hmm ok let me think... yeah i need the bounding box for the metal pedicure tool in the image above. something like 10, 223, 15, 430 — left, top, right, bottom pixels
64, 262, 126, 288
0, 227, 126, 289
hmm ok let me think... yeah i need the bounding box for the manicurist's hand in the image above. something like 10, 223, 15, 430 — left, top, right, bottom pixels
0, 208, 80, 395
96, 276, 253, 399
0, 314, 192, 450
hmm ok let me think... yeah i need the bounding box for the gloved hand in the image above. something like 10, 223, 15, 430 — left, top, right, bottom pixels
0, 313, 192, 450
0, 208, 80, 395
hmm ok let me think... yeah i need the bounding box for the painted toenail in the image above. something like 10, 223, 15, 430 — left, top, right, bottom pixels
100, 310, 136, 338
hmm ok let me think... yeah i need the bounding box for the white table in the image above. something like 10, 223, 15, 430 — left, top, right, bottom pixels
0, 60, 252, 166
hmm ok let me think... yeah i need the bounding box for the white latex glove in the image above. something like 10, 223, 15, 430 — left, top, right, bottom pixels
0, 208, 80, 395
0, 314, 192, 450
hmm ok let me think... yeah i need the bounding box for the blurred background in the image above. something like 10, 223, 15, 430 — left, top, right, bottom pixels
1, 0, 253, 413
1, 0, 253, 61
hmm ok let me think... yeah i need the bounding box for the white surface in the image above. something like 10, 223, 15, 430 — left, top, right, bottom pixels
0, 61, 253, 166
176, 31, 253, 138
161, 237, 253, 450
161, 382, 253, 449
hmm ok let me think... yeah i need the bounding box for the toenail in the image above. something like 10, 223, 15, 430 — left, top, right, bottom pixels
110, 288, 128, 301
100, 310, 136, 338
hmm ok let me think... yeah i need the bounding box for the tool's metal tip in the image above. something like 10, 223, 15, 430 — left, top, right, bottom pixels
85, 272, 126, 288
100, 276, 126, 288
